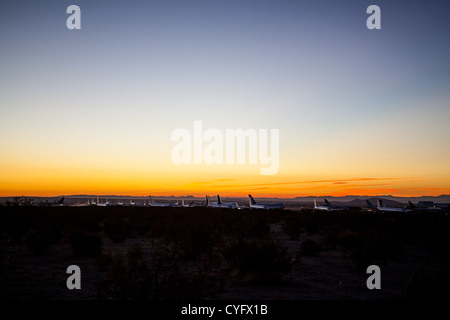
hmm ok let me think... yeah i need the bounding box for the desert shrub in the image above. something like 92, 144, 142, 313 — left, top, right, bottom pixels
322, 234, 338, 249
95, 252, 114, 272
337, 231, 365, 250
54, 209, 103, 235
321, 226, 340, 249
103, 215, 134, 243
348, 232, 402, 271
225, 239, 292, 284
176, 229, 216, 260
96, 245, 222, 299
300, 212, 336, 234
299, 239, 321, 257
423, 226, 450, 264
282, 215, 302, 240
24, 229, 57, 254
69, 229, 102, 257
158, 210, 225, 260
233, 214, 270, 239
1, 207, 63, 249
401, 267, 450, 300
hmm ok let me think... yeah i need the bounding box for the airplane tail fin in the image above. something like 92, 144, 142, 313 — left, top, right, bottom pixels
58, 197, 65, 204
366, 199, 376, 209
249, 194, 256, 205
324, 199, 332, 207
377, 199, 383, 208
408, 201, 415, 209
217, 195, 222, 204
206, 195, 210, 206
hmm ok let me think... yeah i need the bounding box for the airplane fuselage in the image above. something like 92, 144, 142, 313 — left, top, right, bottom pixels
377, 206, 409, 213
208, 202, 239, 209
250, 203, 285, 210
150, 203, 173, 207
314, 205, 334, 211
97, 203, 110, 207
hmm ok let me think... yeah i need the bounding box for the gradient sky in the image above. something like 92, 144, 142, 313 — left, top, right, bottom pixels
1, 0, 449, 197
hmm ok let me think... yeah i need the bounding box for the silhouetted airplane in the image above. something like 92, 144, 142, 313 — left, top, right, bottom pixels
248, 195, 285, 210
173, 197, 197, 207
366, 199, 411, 213
96, 196, 110, 207
408, 201, 442, 212
314, 198, 349, 211
149, 196, 173, 207
38, 197, 65, 206
206, 195, 239, 209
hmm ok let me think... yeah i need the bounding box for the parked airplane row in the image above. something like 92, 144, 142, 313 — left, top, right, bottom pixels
148, 194, 285, 210
313, 198, 349, 211
206, 195, 239, 209
67, 194, 286, 210
11, 194, 445, 213
365, 199, 410, 213
145, 194, 287, 210
115, 195, 420, 213
313, 198, 446, 213
249, 195, 285, 210
3, 196, 66, 207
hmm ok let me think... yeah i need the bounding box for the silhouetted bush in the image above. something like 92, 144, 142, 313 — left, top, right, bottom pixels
103, 215, 134, 243
299, 239, 321, 257
423, 226, 450, 264
348, 232, 403, 271
337, 231, 365, 250
282, 215, 302, 240
301, 212, 335, 234
177, 229, 216, 260
225, 239, 292, 284
69, 229, 102, 257
95, 252, 114, 272
96, 245, 222, 299
24, 229, 56, 254
321, 227, 340, 249
232, 214, 270, 239
401, 267, 450, 300
3, 205, 450, 300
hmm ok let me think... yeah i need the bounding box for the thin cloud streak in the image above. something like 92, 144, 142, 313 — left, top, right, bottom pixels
199, 177, 418, 189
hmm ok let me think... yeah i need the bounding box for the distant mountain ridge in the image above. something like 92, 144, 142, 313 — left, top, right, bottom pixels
2, 194, 450, 205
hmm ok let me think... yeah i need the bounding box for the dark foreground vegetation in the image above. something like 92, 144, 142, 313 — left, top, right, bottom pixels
1, 206, 449, 299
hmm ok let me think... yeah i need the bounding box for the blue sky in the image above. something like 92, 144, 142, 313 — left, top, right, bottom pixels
1, 0, 449, 196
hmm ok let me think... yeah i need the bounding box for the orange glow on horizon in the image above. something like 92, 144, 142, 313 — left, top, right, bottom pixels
1, 176, 449, 198
1, 152, 449, 198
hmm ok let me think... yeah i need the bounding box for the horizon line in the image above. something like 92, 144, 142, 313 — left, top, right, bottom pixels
2, 194, 450, 199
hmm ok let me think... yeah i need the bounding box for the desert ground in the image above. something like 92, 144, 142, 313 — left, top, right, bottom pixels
1, 206, 449, 300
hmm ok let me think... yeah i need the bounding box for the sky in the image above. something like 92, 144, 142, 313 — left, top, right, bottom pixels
0, 0, 449, 197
